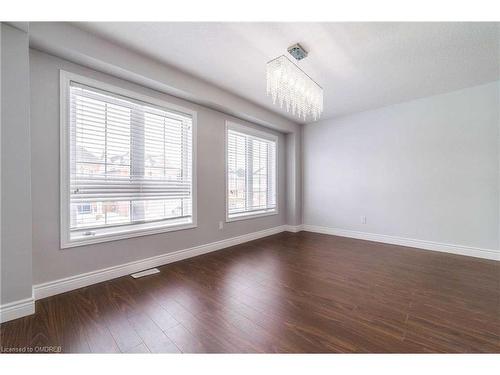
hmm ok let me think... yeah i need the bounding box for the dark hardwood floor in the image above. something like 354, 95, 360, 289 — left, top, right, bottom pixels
1, 231, 499, 353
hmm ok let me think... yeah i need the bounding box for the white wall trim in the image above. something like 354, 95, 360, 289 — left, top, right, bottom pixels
0, 296, 35, 323
284, 225, 303, 233
301, 225, 500, 261
33, 225, 287, 300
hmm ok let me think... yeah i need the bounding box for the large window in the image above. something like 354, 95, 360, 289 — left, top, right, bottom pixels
226, 122, 277, 221
60, 72, 196, 247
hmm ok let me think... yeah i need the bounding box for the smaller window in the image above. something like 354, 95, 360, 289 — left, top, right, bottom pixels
226, 121, 278, 221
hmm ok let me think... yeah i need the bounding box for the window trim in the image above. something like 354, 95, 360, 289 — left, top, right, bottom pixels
60, 70, 197, 249
225, 121, 279, 223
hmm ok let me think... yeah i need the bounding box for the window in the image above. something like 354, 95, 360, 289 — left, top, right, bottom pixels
226, 121, 277, 221
60, 71, 196, 248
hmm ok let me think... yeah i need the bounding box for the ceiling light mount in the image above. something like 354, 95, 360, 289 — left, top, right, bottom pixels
287, 43, 308, 61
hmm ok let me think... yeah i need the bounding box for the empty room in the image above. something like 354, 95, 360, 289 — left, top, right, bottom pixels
1, 2, 499, 369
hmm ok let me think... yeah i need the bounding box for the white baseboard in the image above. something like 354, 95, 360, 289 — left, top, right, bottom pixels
0, 296, 35, 323
33, 225, 287, 301
284, 225, 302, 233
301, 224, 499, 261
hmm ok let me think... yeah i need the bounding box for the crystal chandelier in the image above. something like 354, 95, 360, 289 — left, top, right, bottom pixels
266, 53, 323, 121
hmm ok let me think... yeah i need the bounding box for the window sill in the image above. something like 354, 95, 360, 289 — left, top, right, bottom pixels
61, 220, 196, 249
226, 210, 278, 223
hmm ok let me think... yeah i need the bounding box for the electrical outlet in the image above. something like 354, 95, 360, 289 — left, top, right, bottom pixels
218, 221, 224, 230
361, 216, 367, 224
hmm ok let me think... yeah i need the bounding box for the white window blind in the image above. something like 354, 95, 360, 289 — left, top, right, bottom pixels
66, 80, 194, 244
226, 123, 277, 220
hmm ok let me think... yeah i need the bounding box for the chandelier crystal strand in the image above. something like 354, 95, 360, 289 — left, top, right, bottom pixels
266, 55, 323, 121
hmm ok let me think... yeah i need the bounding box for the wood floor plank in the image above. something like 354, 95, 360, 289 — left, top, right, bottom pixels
124, 342, 151, 353
67, 288, 120, 353
87, 282, 144, 353
1, 231, 499, 353
127, 313, 180, 353
164, 322, 220, 353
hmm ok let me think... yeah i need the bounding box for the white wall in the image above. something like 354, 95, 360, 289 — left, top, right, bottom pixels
30, 49, 288, 285
303, 82, 499, 253
1, 24, 33, 305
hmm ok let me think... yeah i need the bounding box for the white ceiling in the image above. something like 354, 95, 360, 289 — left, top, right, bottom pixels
74, 22, 499, 124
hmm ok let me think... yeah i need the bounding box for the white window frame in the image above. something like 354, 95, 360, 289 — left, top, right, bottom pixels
60, 70, 197, 248
225, 121, 278, 223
